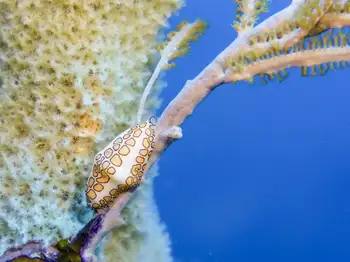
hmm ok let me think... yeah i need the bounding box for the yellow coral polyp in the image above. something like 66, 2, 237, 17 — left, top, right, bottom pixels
76, 113, 103, 137
71, 136, 94, 156
234, 0, 269, 33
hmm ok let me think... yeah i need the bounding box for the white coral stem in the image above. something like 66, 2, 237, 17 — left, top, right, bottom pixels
136, 22, 200, 124
154, 0, 328, 147
319, 13, 350, 28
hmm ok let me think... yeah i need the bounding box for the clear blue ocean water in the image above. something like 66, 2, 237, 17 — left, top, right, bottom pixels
155, 1, 350, 261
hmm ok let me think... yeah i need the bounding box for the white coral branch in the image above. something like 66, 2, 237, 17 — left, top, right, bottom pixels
136, 22, 203, 124
224, 45, 350, 82
319, 13, 350, 28
153, 0, 330, 149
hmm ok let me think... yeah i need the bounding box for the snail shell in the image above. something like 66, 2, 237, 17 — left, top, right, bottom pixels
85, 116, 156, 210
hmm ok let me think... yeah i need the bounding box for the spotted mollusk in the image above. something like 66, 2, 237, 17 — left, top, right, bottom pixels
85, 116, 157, 210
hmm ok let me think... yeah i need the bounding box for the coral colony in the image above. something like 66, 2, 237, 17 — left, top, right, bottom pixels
0, 0, 184, 261
1, 0, 350, 261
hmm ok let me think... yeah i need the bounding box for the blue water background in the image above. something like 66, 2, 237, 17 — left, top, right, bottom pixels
154, 1, 350, 261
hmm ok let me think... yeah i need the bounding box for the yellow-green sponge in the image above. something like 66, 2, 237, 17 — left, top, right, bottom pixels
0, 0, 182, 260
